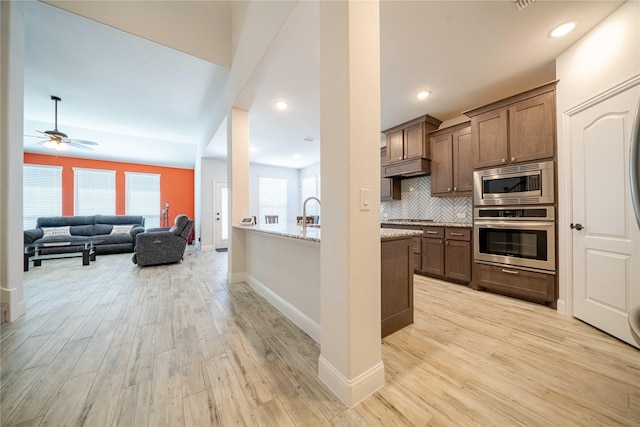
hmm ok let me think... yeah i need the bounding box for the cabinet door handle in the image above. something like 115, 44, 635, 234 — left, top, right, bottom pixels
501, 158, 506, 163
439, 240, 443, 245
445, 240, 449, 246
447, 187, 451, 192
511, 156, 516, 162
425, 231, 439, 234
398, 156, 402, 160
501, 268, 520, 275
449, 232, 464, 236
453, 187, 457, 191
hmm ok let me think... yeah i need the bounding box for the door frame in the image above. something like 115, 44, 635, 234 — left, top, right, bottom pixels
558, 75, 640, 317
214, 180, 229, 250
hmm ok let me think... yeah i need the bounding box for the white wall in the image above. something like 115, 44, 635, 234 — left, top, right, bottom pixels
250, 163, 300, 224
1, 1, 26, 321
555, 0, 640, 314
199, 157, 228, 250
299, 161, 320, 211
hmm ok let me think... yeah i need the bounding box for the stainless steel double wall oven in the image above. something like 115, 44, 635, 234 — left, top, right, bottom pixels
473, 160, 556, 274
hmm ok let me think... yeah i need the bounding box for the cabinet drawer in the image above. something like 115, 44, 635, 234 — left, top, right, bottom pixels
445, 228, 471, 241
473, 262, 556, 304
422, 226, 444, 239
412, 237, 422, 254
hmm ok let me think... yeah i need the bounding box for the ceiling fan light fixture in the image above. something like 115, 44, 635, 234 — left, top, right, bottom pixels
55, 142, 69, 151
43, 139, 58, 149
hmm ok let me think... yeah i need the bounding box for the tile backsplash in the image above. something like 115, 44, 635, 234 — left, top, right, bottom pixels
380, 175, 472, 223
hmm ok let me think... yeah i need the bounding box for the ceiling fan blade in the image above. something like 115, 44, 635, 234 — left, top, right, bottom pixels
69, 139, 98, 146
25, 134, 46, 139
68, 141, 93, 151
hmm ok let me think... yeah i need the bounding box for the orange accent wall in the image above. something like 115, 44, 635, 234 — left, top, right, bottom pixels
24, 153, 194, 222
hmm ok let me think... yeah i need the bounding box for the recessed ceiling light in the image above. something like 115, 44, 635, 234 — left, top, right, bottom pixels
550, 21, 577, 38
416, 91, 430, 100
275, 101, 288, 110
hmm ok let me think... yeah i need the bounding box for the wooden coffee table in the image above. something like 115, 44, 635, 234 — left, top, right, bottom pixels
24, 240, 100, 272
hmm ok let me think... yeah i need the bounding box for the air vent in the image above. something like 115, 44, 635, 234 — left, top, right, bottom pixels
301, 136, 317, 143
510, 0, 536, 10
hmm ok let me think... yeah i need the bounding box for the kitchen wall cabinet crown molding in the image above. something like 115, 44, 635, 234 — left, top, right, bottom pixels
464, 81, 558, 169
381, 114, 442, 178
429, 121, 473, 197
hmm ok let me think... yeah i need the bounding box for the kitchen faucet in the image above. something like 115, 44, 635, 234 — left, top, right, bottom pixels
302, 197, 321, 233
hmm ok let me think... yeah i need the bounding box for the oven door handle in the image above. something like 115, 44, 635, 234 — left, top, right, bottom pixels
473, 221, 554, 228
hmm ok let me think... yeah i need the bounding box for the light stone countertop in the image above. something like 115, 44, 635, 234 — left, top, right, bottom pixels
234, 223, 422, 243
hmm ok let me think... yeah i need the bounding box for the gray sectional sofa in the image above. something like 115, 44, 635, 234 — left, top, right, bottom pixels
24, 215, 146, 255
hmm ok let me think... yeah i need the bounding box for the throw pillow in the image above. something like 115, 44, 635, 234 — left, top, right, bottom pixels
110, 225, 134, 235
41, 226, 71, 238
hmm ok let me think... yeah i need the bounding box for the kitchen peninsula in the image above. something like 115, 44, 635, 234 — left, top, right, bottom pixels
234, 223, 421, 341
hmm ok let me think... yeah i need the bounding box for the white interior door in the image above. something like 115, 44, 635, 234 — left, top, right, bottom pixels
214, 181, 229, 250
571, 85, 640, 348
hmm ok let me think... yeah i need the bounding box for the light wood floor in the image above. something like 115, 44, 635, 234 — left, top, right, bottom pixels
2, 249, 639, 426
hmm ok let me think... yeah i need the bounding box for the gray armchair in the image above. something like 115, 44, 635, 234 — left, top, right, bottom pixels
132, 214, 194, 267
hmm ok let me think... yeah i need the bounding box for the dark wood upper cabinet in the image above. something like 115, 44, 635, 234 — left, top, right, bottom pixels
382, 115, 442, 166
380, 147, 400, 201
430, 122, 472, 197
465, 81, 557, 169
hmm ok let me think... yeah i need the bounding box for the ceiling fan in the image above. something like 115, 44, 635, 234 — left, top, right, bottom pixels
28, 95, 99, 151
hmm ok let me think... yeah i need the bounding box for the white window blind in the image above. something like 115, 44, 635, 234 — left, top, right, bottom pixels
125, 172, 160, 228
259, 177, 288, 224
301, 175, 320, 216
74, 168, 116, 216
23, 165, 62, 229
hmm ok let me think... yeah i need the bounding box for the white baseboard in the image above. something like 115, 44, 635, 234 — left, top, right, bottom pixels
0, 287, 25, 322
556, 298, 567, 316
246, 275, 321, 343
318, 355, 385, 407
228, 272, 248, 284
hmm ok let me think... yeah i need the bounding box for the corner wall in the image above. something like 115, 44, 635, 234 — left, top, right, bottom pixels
1, 1, 26, 321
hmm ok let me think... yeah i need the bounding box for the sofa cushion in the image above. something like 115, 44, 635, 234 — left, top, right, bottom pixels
34, 235, 92, 246
110, 225, 134, 235
96, 234, 134, 245
95, 214, 144, 227
94, 224, 114, 235
42, 226, 71, 238
70, 224, 95, 236
37, 216, 95, 228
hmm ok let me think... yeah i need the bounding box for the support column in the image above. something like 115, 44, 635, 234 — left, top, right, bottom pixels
227, 109, 250, 284
318, 0, 384, 406
0, 1, 26, 322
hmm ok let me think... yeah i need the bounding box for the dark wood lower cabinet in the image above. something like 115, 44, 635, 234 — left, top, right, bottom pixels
422, 237, 444, 276
381, 237, 414, 337
445, 240, 471, 282
472, 262, 556, 307
421, 226, 471, 284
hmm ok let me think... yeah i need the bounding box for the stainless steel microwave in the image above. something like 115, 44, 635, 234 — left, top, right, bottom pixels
473, 160, 555, 206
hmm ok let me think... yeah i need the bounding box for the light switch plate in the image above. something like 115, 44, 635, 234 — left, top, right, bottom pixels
360, 188, 371, 211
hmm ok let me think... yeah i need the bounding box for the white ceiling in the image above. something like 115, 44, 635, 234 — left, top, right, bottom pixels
22, 1, 624, 170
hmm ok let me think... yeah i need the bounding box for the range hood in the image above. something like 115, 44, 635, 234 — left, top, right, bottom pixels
381, 157, 430, 178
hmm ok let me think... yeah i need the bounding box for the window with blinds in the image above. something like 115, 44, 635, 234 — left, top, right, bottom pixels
301, 175, 320, 217
23, 165, 63, 229
74, 168, 116, 216
259, 177, 288, 224
125, 172, 160, 228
